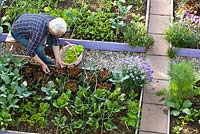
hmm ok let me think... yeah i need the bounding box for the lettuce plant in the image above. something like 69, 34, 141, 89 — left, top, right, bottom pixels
64, 45, 84, 64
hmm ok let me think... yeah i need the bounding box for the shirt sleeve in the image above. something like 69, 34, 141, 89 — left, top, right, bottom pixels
27, 31, 43, 57
49, 34, 60, 46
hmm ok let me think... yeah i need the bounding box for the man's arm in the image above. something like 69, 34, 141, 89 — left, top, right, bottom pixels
52, 45, 65, 68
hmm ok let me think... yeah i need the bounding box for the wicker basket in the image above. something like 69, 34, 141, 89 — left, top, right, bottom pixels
60, 43, 84, 67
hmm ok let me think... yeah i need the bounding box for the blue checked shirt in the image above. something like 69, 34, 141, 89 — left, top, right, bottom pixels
12, 14, 60, 57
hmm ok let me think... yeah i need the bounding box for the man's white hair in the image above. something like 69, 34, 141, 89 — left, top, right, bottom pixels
49, 18, 67, 33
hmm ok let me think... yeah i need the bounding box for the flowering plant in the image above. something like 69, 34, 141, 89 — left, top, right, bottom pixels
165, 10, 200, 48
120, 56, 153, 92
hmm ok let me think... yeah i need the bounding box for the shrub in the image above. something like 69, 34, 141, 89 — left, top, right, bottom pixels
165, 22, 200, 48
123, 20, 154, 47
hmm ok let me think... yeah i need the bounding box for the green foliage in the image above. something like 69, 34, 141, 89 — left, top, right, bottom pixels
44, 7, 67, 20
41, 81, 58, 101
0, 110, 12, 130
5, 0, 65, 23
173, 126, 183, 134
121, 99, 139, 128
165, 99, 192, 116
0, 54, 30, 130
19, 102, 50, 127
64, 45, 84, 64
165, 22, 199, 48
157, 61, 199, 117
123, 19, 154, 47
169, 61, 195, 102
44, 7, 80, 31
53, 90, 71, 110
53, 114, 67, 129
52, 85, 139, 133
167, 48, 176, 59
71, 7, 116, 41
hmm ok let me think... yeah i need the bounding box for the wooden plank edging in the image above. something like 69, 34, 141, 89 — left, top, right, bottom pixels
0, 33, 146, 53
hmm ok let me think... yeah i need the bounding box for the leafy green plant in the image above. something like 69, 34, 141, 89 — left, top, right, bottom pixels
41, 81, 58, 101
19, 102, 50, 128
123, 18, 154, 47
156, 61, 198, 117
165, 22, 200, 48
167, 48, 176, 59
166, 99, 192, 116
53, 90, 72, 112
121, 99, 139, 128
173, 125, 183, 134
169, 61, 195, 102
71, 7, 116, 41
5, 0, 65, 23
53, 114, 67, 130
0, 54, 30, 130
64, 45, 84, 64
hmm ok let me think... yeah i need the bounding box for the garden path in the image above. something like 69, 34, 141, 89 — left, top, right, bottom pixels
139, 0, 171, 133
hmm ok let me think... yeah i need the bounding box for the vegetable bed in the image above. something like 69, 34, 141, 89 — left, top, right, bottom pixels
0, 54, 151, 134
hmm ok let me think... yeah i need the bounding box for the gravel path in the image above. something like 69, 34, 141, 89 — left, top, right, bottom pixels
0, 42, 145, 71
1, 41, 200, 73
172, 56, 200, 73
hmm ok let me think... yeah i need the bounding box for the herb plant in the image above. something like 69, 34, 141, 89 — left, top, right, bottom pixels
123, 17, 154, 47
64, 45, 84, 64
156, 61, 197, 116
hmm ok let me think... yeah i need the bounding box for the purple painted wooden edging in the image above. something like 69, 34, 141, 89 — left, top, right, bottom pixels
0, 131, 16, 134
0, 33, 8, 42
173, 47, 200, 58
0, 33, 146, 53
59, 38, 146, 52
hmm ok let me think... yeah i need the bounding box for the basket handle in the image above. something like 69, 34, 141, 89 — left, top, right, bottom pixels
62, 41, 72, 46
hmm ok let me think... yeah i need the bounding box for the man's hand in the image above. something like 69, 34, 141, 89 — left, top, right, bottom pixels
55, 58, 65, 68
41, 64, 50, 73
32, 54, 50, 73
53, 45, 66, 68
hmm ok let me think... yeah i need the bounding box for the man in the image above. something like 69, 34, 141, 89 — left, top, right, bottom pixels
11, 13, 67, 73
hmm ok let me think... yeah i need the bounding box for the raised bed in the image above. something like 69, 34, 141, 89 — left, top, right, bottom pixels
0, 62, 144, 134
0, 0, 151, 53
168, 0, 200, 58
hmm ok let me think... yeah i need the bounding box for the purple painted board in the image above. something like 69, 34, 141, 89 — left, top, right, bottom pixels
0, 33, 146, 52
0, 33, 8, 42
173, 47, 200, 58
0, 131, 16, 134
59, 38, 146, 52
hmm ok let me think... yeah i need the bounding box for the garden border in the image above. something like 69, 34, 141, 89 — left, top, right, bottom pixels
168, 0, 200, 58
0, 0, 151, 53
0, 81, 144, 134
